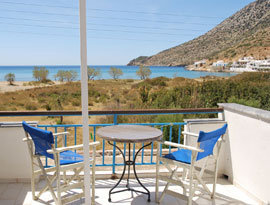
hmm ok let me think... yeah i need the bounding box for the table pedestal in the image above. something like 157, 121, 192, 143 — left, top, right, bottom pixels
108, 141, 152, 202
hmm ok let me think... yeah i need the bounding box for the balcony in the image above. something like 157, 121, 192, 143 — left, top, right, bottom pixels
0, 177, 257, 204
0, 103, 269, 204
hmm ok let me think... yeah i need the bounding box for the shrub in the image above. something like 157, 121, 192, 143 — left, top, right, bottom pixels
41, 104, 51, 111
87, 67, 101, 80
136, 66, 151, 80
109, 67, 123, 80
72, 100, 81, 106
25, 104, 38, 110
55, 70, 78, 82
5, 73, 15, 85
33, 67, 49, 82
65, 70, 78, 82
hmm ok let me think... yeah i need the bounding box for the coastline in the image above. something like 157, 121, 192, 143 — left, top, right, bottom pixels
185, 65, 233, 73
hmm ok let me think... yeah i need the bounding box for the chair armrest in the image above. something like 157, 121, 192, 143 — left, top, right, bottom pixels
182, 131, 199, 137
218, 138, 226, 143
53, 132, 69, 137
23, 137, 31, 142
47, 141, 100, 154
162, 141, 204, 152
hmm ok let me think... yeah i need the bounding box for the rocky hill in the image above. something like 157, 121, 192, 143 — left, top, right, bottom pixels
128, 0, 270, 66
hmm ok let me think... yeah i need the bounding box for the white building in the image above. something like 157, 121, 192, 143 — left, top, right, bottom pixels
238, 56, 254, 64
194, 59, 206, 67
230, 57, 270, 72
212, 60, 228, 67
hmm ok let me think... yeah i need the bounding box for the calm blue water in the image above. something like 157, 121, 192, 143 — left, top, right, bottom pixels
0, 65, 236, 81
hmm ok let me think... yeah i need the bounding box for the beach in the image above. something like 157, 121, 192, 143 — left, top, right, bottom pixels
0, 81, 65, 93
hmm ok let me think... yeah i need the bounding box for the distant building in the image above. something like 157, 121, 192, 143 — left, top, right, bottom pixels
194, 59, 206, 67
238, 56, 254, 65
230, 57, 270, 72
212, 60, 228, 67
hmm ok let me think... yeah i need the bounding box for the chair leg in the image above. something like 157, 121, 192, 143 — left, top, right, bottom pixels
92, 146, 96, 205
31, 168, 37, 200
63, 171, 67, 184
55, 157, 62, 205
37, 157, 58, 203
155, 142, 160, 203
159, 181, 169, 203
182, 168, 187, 196
159, 168, 178, 203
211, 159, 219, 199
28, 142, 37, 200
212, 142, 222, 199
188, 167, 194, 205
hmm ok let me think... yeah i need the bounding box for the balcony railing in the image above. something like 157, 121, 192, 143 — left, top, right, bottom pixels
0, 108, 223, 174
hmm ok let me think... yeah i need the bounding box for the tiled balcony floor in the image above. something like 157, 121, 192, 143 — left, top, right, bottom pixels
0, 177, 257, 205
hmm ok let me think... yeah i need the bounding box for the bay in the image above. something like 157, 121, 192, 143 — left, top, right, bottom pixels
0, 65, 236, 81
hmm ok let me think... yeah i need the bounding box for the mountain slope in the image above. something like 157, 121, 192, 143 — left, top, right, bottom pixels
128, 0, 270, 66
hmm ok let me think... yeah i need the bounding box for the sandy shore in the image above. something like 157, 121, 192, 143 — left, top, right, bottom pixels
0, 81, 65, 93
186, 65, 232, 73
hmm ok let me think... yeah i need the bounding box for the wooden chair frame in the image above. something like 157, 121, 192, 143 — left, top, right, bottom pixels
156, 131, 225, 205
23, 130, 99, 205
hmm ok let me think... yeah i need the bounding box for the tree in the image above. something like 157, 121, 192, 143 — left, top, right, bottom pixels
65, 70, 78, 82
109, 67, 123, 80
87, 67, 101, 80
5, 73, 15, 85
54, 70, 65, 82
136, 66, 151, 80
33, 67, 49, 82
54, 70, 78, 82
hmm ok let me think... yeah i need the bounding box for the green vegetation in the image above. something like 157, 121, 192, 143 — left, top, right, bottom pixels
5, 73, 15, 85
137, 73, 270, 111
1, 73, 269, 112
1, 72, 270, 143
54, 70, 78, 82
33, 66, 49, 82
109, 67, 123, 80
87, 67, 101, 80
136, 66, 151, 80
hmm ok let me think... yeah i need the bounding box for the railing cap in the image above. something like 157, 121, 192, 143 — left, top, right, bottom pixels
0, 108, 224, 117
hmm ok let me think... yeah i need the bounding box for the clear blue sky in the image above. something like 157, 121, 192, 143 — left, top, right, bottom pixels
0, 0, 254, 65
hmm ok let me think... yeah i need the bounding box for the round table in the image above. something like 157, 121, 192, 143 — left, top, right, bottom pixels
97, 125, 163, 202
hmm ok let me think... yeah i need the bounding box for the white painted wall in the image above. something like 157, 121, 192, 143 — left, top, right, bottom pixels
219, 103, 270, 204
0, 122, 37, 182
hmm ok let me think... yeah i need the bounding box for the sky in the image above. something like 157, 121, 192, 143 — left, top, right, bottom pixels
0, 0, 254, 66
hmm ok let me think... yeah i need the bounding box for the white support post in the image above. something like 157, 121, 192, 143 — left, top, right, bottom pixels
79, 0, 91, 204
155, 141, 160, 202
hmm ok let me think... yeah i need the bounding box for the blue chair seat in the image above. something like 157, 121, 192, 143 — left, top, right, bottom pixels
59, 150, 84, 165
164, 149, 192, 164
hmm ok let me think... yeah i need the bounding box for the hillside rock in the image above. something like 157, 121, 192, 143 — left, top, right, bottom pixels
128, 0, 270, 66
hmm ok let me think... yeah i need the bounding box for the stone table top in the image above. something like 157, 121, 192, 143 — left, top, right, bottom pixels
96, 125, 163, 143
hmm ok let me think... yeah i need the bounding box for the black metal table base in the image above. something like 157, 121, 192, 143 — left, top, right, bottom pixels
108, 141, 152, 202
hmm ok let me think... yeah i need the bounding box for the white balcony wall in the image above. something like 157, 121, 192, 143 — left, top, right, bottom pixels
0, 122, 37, 182
218, 103, 270, 204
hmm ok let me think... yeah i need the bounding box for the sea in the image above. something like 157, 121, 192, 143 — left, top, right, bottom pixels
0, 65, 236, 81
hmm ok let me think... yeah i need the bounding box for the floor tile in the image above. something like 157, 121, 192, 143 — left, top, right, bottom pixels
0, 178, 258, 205
0, 183, 24, 200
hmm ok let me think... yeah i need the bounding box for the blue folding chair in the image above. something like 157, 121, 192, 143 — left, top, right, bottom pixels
22, 121, 99, 205
156, 124, 227, 205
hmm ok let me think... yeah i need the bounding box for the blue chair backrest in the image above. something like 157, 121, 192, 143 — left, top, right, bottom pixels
196, 124, 227, 161
22, 121, 54, 159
